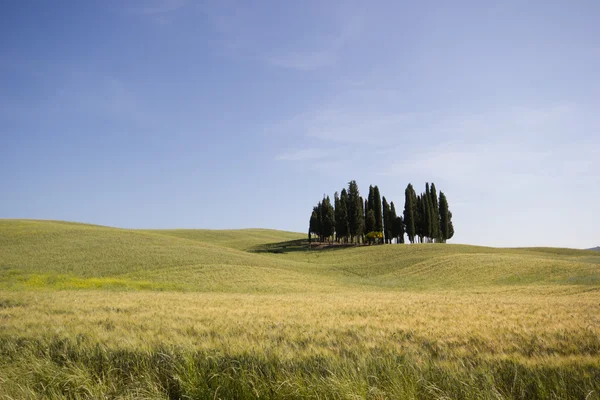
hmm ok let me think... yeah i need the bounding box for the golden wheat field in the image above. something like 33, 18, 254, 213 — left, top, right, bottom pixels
0, 220, 599, 399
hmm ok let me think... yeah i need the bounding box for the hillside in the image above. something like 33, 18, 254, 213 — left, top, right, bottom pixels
2, 219, 600, 399
1, 219, 599, 293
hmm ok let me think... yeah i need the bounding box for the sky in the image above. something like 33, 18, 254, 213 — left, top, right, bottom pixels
1, 0, 599, 248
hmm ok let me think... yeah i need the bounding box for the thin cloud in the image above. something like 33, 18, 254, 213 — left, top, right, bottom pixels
276, 148, 329, 161
127, 0, 188, 15
198, 2, 364, 70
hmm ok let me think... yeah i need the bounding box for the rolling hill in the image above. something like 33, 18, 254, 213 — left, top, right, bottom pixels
1, 219, 600, 399
1, 219, 598, 293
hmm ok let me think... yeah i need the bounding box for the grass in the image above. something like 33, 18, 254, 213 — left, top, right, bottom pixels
0, 219, 599, 399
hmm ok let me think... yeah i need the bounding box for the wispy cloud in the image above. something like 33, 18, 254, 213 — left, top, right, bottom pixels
133, 0, 188, 15
267, 51, 337, 71
198, 2, 365, 70
275, 148, 329, 161
125, 0, 190, 24
271, 97, 600, 198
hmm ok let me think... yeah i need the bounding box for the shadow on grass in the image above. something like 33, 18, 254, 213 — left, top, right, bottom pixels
250, 239, 358, 254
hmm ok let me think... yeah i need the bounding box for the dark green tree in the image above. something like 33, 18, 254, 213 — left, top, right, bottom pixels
366, 209, 376, 237
415, 194, 424, 243
373, 186, 383, 234
404, 184, 417, 244
336, 189, 350, 243
439, 191, 454, 242
382, 196, 391, 244
347, 180, 363, 244
321, 195, 335, 243
309, 204, 322, 241
430, 182, 440, 241
394, 216, 405, 243
309, 208, 319, 242
359, 196, 365, 243
389, 201, 398, 243
364, 198, 374, 234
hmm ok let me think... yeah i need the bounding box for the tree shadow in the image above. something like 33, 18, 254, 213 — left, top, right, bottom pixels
250, 239, 358, 254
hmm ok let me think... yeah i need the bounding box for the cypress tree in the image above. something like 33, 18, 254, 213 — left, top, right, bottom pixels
337, 189, 350, 243
334, 193, 340, 242
426, 190, 435, 242
322, 196, 335, 243
312, 203, 323, 241
359, 196, 365, 243
439, 191, 450, 243
439, 191, 454, 242
389, 201, 398, 243
415, 194, 424, 243
373, 186, 383, 234
404, 184, 416, 244
394, 216, 405, 243
309, 208, 319, 242
430, 182, 440, 242
347, 180, 363, 244
364, 198, 374, 234
382, 197, 391, 244
366, 210, 376, 240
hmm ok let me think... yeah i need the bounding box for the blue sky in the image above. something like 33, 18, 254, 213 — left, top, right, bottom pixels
1, 0, 599, 248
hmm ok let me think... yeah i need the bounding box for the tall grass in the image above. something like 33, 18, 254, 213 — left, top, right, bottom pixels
1, 220, 599, 398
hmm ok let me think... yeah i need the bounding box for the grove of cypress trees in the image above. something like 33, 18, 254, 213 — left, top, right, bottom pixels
308, 181, 453, 246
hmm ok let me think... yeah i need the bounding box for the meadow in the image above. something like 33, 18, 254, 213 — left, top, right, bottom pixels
0, 219, 599, 399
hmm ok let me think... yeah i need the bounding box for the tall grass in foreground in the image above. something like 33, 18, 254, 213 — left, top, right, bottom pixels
1, 336, 598, 399
1, 291, 599, 399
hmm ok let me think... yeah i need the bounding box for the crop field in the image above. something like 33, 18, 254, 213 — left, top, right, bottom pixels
1, 219, 599, 399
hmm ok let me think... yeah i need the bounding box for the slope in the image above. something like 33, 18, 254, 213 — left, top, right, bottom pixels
1, 219, 599, 293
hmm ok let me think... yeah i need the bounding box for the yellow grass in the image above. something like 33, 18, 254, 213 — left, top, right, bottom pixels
0, 219, 599, 398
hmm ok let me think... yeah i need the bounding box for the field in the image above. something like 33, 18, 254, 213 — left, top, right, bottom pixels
1, 220, 599, 399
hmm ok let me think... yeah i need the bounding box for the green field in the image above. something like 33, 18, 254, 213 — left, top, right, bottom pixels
1, 219, 599, 399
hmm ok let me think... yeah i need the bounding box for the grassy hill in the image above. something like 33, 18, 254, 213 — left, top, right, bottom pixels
1, 219, 598, 293
1, 219, 599, 399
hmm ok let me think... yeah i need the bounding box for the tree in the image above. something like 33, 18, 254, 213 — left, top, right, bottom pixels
430, 182, 440, 241
439, 191, 454, 242
364, 198, 374, 234
394, 216, 405, 243
415, 194, 424, 243
389, 201, 401, 243
336, 189, 350, 243
334, 192, 340, 243
347, 180, 363, 244
365, 231, 383, 245
309, 204, 322, 241
382, 197, 391, 244
366, 209, 376, 239
309, 208, 319, 242
321, 196, 335, 243
359, 196, 365, 243
373, 186, 383, 234
404, 184, 417, 244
